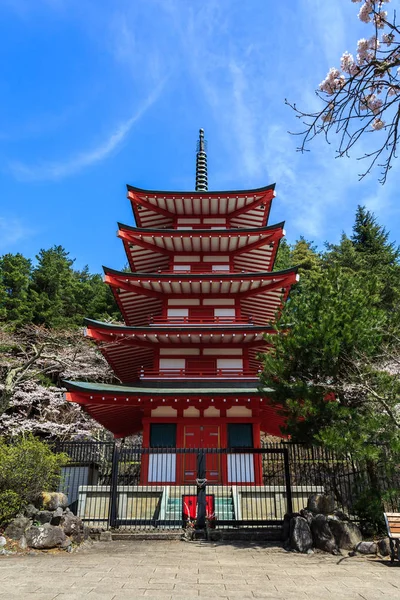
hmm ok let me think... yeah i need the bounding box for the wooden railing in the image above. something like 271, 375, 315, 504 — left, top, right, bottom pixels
139, 368, 261, 380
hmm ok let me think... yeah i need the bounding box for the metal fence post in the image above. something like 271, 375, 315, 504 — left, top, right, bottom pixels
196, 450, 207, 529
108, 443, 120, 529
283, 447, 293, 515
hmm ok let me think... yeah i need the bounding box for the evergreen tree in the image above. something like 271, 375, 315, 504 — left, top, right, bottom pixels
0, 254, 33, 325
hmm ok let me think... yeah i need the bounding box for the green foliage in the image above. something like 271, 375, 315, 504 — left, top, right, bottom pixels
0, 490, 22, 526
262, 205, 400, 471
0, 245, 120, 329
352, 486, 387, 536
0, 435, 68, 506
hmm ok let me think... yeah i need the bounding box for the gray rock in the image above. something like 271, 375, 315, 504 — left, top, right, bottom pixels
333, 509, 350, 522
60, 512, 83, 538
356, 541, 377, 555
50, 507, 64, 526
299, 509, 314, 524
282, 512, 299, 541
307, 494, 335, 515
24, 504, 39, 519
26, 524, 68, 549
0, 536, 6, 547
290, 516, 313, 553
36, 510, 53, 525
328, 519, 363, 550
377, 538, 391, 557
99, 531, 112, 542
41, 492, 68, 511
310, 514, 337, 554
4, 517, 32, 540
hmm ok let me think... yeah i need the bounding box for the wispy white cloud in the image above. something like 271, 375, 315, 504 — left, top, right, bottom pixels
8, 81, 165, 182
0, 217, 33, 251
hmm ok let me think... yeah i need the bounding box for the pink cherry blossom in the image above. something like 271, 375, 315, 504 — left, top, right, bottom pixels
371, 118, 385, 130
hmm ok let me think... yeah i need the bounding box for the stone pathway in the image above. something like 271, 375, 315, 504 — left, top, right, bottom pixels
0, 540, 399, 599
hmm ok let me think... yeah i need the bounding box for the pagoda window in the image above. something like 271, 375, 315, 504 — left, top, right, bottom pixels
228, 424, 253, 448
150, 424, 177, 448
212, 265, 230, 271
173, 265, 191, 272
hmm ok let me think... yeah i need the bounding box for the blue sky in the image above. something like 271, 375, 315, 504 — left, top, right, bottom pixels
1, 0, 399, 272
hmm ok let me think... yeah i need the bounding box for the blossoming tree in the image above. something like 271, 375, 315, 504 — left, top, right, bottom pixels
288, 0, 400, 183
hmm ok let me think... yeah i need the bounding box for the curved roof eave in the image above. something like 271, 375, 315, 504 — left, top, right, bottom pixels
117, 221, 285, 235
126, 183, 276, 195
102, 265, 299, 278
84, 318, 274, 333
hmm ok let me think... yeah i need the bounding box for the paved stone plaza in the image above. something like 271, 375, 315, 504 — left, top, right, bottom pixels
0, 540, 399, 600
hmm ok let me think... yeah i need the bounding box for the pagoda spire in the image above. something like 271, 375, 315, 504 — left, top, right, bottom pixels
195, 128, 208, 191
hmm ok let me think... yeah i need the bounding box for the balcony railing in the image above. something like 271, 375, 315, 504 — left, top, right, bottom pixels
139, 368, 261, 380
149, 316, 253, 326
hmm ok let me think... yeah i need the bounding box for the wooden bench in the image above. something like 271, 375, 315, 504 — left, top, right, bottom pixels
384, 513, 400, 562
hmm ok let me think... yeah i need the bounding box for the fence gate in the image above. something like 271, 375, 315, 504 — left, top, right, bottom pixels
57, 443, 299, 531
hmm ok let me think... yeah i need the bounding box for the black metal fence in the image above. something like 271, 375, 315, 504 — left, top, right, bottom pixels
53, 441, 400, 532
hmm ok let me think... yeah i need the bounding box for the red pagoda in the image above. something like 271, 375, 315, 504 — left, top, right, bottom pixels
65, 129, 298, 486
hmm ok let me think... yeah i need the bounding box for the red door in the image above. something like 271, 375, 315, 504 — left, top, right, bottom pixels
183, 425, 220, 483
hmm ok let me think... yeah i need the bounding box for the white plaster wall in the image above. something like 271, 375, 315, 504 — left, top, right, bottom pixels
204, 406, 220, 417
226, 406, 253, 417
160, 348, 200, 355
167, 308, 189, 317
150, 407, 177, 417
183, 407, 200, 417
168, 299, 200, 305
215, 308, 235, 316
204, 298, 235, 306
217, 358, 243, 369
159, 358, 185, 369
204, 348, 242, 356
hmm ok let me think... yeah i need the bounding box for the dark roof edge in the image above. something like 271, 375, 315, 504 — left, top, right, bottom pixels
84, 317, 274, 333
126, 183, 276, 195
117, 221, 285, 234
63, 380, 272, 395
102, 265, 299, 278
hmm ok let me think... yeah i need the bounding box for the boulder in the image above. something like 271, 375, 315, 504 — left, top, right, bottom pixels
24, 504, 39, 519
41, 492, 68, 511
26, 524, 71, 549
299, 509, 314, 525
356, 541, 377, 555
290, 516, 313, 553
328, 519, 362, 550
282, 512, 299, 542
50, 507, 64, 526
310, 514, 337, 554
0, 536, 6, 547
36, 511, 53, 525
4, 516, 32, 540
60, 512, 83, 538
333, 509, 350, 522
307, 494, 335, 515
377, 538, 391, 557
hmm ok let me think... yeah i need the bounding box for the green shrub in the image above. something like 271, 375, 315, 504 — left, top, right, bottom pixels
0, 490, 22, 526
0, 435, 69, 507
353, 487, 386, 536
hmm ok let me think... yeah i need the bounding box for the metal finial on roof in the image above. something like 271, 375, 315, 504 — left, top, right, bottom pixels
195, 128, 208, 191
